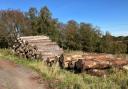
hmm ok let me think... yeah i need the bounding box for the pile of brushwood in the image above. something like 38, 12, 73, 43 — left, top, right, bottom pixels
58, 54, 128, 77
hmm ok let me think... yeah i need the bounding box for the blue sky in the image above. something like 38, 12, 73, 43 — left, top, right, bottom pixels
0, 0, 128, 36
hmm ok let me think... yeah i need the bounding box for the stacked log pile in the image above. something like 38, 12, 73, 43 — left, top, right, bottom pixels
11, 36, 63, 61
59, 53, 128, 76
12, 38, 42, 59
11, 36, 128, 76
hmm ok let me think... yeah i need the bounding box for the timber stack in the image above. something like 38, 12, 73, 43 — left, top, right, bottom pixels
12, 36, 63, 61
11, 35, 128, 77
59, 53, 128, 76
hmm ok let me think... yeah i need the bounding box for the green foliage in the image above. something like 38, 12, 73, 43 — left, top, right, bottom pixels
63, 20, 80, 50
98, 32, 114, 53
26, 7, 38, 35
0, 7, 127, 54
78, 23, 101, 52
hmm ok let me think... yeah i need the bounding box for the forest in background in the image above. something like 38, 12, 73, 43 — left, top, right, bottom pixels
0, 6, 127, 54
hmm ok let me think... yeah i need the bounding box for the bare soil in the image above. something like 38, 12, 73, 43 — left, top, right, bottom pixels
0, 60, 47, 89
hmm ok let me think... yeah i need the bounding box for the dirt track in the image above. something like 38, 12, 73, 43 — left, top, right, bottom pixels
0, 60, 46, 89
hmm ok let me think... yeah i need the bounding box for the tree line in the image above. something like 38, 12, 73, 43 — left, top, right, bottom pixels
0, 6, 127, 54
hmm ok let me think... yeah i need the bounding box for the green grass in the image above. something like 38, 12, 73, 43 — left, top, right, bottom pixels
0, 49, 128, 89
